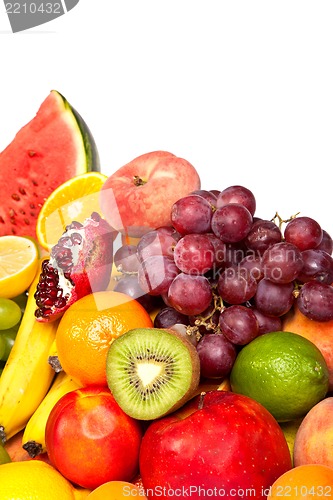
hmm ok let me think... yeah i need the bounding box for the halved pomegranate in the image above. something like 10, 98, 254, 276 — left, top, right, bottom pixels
34, 212, 115, 322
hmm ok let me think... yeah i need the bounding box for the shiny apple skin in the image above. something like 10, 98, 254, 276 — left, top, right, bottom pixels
139, 390, 292, 499
45, 385, 142, 489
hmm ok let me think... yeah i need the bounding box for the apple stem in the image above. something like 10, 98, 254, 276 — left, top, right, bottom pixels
133, 175, 146, 187
198, 391, 206, 410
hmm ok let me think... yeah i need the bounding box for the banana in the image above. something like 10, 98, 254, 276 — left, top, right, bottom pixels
0, 264, 59, 443
22, 370, 82, 457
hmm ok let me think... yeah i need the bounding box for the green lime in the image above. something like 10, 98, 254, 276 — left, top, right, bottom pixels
230, 331, 329, 422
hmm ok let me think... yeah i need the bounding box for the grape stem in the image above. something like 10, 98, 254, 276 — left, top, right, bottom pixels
190, 290, 225, 339
292, 282, 301, 299
116, 265, 138, 276
271, 211, 300, 231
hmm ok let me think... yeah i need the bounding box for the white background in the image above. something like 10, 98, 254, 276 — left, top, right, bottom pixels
0, 1, 332, 235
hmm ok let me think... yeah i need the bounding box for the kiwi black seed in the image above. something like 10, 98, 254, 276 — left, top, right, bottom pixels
106, 327, 201, 420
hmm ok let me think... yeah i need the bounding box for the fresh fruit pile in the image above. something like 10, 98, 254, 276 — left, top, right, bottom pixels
0, 91, 332, 499
113, 186, 333, 382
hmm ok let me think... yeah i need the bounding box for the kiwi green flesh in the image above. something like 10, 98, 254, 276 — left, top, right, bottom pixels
106, 327, 200, 420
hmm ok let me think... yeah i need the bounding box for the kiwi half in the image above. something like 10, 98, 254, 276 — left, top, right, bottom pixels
106, 327, 200, 420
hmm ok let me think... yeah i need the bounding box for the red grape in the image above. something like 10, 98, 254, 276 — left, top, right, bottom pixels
251, 308, 282, 335
216, 185, 256, 216
297, 249, 333, 284
217, 267, 257, 305
173, 234, 215, 275
297, 281, 333, 321
316, 229, 333, 255
284, 216, 323, 251
114, 244, 140, 273
219, 305, 259, 345
211, 203, 253, 243
113, 275, 158, 312
261, 241, 303, 284
137, 227, 180, 261
168, 273, 213, 315
153, 306, 189, 328
137, 255, 179, 296
171, 194, 213, 235
245, 219, 282, 254
191, 189, 217, 205
238, 254, 264, 282
196, 333, 237, 379
254, 279, 294, 317
206, 234, 228, 270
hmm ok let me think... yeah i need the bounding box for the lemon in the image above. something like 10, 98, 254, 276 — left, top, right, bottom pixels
0, 460, 77, 499
0, 236, 39, 298
230, 331, 329, 422
36, 171, 108, 251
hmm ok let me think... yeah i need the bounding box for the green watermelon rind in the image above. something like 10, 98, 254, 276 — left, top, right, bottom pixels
57, 90, 100, 173
0, 90, 101, 238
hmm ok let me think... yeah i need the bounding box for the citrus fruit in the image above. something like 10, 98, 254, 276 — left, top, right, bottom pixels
267, 464, 333, 499
36, 171, 108, 251
86, 481, 148, 499
0, 235, 38, 298
56, 291, 154, 386
230, 331, 329, 421
0, 460, 77, 499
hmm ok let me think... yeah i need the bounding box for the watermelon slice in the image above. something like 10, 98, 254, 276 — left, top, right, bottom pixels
0, 90, 100, 239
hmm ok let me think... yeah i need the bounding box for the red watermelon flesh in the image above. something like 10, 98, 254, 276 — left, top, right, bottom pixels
0, 90, 100, 239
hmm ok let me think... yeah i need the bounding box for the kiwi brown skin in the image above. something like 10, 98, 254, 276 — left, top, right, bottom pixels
160, 328, 201, 417
106, 327, 201, 421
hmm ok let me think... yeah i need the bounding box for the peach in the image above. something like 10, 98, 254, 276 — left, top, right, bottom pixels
293, 397, 333, 468
283, 305, 333, 390
100, 151, 201, 238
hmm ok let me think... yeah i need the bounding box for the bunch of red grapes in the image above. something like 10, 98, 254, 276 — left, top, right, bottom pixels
113, 185, 333, 379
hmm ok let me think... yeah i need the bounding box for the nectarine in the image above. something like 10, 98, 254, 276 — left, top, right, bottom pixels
293, 397, 333, 469
283, 305, 333, 391
100, 151, 201, 237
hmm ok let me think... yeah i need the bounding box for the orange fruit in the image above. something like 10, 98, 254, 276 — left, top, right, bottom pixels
56, 291, 153, 386
36, 172, 108, 251
267, 464, 333, 499
0, 460, 77, 499
86, 481, 148, 499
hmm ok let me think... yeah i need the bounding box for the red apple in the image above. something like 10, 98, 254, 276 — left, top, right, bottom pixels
45, 385, 142, 490
139, 390, 292, 499
293, 396, 333, 469
100, 151, 201, 237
